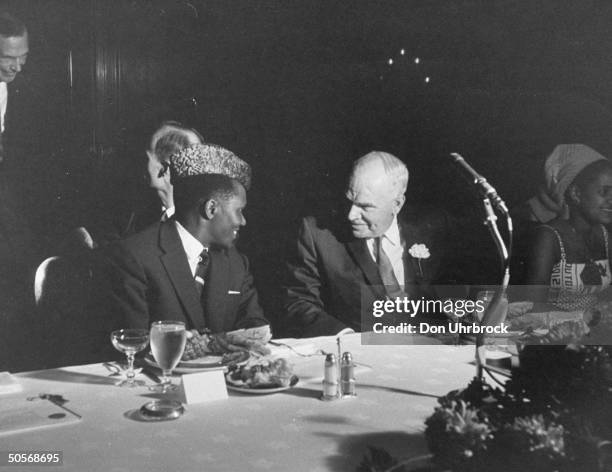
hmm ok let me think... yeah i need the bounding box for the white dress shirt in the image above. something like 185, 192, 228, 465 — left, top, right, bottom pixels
366, 216, 405, 286
161, 205, 175, 222
175, 221, 206, 277
0, 82, 7, 133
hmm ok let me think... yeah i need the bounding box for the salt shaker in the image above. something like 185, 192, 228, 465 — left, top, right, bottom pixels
321, 353, 338, 400
340, 352, 356, 397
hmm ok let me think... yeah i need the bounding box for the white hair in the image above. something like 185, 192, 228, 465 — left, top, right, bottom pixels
352, 151, 409, 197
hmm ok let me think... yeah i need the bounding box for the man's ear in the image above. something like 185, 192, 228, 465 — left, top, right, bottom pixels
199, 199, 218, 220
157, 161, 170, 178
393, 194, 406, 214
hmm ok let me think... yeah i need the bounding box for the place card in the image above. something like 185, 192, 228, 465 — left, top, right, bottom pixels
180, 370, 228, 404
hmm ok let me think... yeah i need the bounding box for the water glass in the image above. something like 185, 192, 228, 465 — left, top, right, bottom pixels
149, 321, 187, 393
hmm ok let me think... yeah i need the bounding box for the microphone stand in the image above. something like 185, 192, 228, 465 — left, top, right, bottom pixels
450, 153, 513, 380
475, 197, 512, 380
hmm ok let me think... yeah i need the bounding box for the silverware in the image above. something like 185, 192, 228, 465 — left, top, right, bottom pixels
103, 362, 122, 376
267, 341, 372, 368
268, 340, 327, 357
27, 393, 82, 419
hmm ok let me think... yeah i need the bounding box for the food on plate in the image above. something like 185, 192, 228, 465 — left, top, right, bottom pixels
507, 309, 585, 332
182, 331, 212, 360
225, 358, 295, 389
182, 326, 272, 361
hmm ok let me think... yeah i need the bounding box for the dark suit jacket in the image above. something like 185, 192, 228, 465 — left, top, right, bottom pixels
283, 208, 452, 337
105, 220, 268, 332
0, 76, 49, 285
2, 74, 64, 252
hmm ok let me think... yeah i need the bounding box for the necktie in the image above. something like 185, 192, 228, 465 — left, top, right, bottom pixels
376, 237, 404, 299
194, 249, 210, 298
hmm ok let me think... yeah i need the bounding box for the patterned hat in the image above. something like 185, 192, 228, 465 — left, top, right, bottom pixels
170, 143, 251, 190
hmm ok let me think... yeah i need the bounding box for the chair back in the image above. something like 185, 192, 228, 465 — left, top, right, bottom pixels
34, 256, 61, 305
33, 255, 102, 368
34, 256, 93, 307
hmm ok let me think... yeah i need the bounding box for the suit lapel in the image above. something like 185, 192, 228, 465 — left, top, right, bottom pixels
345, 238, 386, 299
400, 217, 431, 298
5, 79, 21, 135
158, 222, 206, 329
202, 249, 230, 332
400, 219, 417, 283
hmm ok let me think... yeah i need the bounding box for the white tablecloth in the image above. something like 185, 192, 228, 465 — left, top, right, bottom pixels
3, 333, 478, 472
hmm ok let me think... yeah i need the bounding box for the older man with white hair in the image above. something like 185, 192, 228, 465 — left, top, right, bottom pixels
283, 151, 450, 337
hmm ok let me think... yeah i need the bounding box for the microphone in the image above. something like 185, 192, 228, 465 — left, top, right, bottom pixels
450, 153, 509, 214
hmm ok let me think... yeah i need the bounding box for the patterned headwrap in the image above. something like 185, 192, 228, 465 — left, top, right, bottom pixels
527, 144, 607, 222
169, 143, 251, 190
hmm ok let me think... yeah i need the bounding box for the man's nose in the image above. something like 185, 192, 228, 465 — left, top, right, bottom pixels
347, 204, 360, 221
240, 214, 246, 226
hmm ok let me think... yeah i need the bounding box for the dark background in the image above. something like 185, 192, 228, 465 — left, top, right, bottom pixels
3, 0, 612, 368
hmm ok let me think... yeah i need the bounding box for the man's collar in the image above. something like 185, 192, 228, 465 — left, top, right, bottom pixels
174, 220, 205, 259
381, 215, 401, 246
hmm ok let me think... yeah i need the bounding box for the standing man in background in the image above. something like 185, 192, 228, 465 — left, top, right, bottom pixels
0, 10, 28, 164
0, 10, 40, 372
0, 10, 34, 284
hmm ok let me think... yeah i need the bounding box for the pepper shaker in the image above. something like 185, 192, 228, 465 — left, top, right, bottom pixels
340, 352, 356, 397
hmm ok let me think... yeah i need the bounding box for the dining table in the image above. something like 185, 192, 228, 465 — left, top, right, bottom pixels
0, 332, 484, 472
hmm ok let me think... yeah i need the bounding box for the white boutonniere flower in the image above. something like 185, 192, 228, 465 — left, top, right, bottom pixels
408, 243, 430, 259
408, 243, 430, 276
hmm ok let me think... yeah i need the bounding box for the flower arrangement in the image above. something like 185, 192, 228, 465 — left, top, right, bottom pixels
358, 343, 612, 472
422, 344, 612, 472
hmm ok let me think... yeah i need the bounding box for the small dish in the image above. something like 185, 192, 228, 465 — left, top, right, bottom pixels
139, 399, 184, 421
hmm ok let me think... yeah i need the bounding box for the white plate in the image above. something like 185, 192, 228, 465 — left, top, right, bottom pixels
144, 351, 249, 374
225, 376, 299, 394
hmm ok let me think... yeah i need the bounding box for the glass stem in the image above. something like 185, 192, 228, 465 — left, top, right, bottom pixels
161, 369, 172, 392
126, 353, 135, 382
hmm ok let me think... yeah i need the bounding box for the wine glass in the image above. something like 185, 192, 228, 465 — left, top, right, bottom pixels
110, 329, 150, 387
149, 320, 187, 393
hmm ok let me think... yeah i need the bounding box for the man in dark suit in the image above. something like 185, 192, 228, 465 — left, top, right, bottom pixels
0, 11, 60, 255
0, 11, 32, 260
0, 11, 28, 163
0, 11, 54, 371
106, 143, 268, 333
283, 151, 450, 337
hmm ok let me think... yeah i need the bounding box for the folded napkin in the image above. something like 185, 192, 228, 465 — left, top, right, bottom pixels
225, 325, 272, 345
0, 372, 22, 395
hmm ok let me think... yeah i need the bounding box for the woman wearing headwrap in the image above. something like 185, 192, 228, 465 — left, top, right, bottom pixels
525, 144, 608, 223
525, 144, 612, 304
